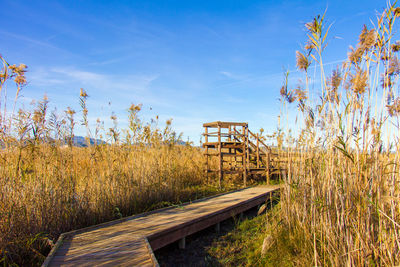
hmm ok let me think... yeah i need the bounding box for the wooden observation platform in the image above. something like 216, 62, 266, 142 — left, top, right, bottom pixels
203, 121, 277, 187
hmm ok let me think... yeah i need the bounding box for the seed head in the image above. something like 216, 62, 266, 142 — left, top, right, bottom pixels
392, 41, 400, 52
296, 51, 311, 72
280, 85, 287, 97
329, 68, 342, 90
349, 69, 368, 95
14, 75, 26, 85
80, 88, 88, 97
294, 87, 307, 102
358, 25, 376, 51
387, 97, 400, 116
387, 56, 400, 76
394, 7, 400, 17
66, 107, 75, 116
348, 46, 363, 65
129, 103, 142, 112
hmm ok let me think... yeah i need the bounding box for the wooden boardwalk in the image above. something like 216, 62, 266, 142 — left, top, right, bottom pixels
42, 185, 280, 267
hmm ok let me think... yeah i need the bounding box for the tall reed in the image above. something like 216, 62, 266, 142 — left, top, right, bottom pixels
271, 2, 400, 265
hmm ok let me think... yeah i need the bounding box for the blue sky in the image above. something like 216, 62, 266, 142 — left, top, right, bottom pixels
0, 0, 388, 144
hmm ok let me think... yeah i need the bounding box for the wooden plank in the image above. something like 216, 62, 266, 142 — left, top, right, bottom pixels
203, 121, 248, 128
202, 132, 244, 137
202, 141, 242, 148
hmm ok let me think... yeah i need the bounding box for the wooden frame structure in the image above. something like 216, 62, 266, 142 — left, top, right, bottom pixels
203, 121, 272, 187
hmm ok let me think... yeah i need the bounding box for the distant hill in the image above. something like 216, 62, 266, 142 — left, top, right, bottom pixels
72, 136, 107, 147
1, 136, 190, 148
72, 136, 188, 147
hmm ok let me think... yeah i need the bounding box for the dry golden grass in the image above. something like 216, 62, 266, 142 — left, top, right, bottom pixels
1, 143, 216, 265
0, 56, 225, 265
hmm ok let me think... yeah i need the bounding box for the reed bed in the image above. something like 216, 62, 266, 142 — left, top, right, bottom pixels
0, 57, 222, 265
269, 2, 400, 265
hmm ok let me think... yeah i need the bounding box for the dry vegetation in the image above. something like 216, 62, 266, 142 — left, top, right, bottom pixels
0, 56, 225, 265
267, 2, 400, 265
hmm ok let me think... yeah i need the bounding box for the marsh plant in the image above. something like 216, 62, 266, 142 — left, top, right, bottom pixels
0, 55, 222, 266
271, 2, 400, 265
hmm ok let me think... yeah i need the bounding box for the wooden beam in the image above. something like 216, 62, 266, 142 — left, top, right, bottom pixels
266, 151, 271, 184
245, 126, 249, 187
203, 121, 248, 128
205, 126, 209, 183
242, 126, 247, 187
256, 133, 260, 168
218, 125, 222, 189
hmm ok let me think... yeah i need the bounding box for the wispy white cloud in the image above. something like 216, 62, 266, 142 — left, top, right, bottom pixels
216, 58, 347, 89
29, 66, 159, 93
219, 70, 248, 80
87, 56, 130, 66
0, 30, 74, 57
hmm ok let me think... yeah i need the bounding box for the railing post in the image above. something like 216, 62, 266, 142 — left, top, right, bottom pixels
242, 126, 247, 187
205, 126, 209, 183
256, 133, 260, 168
245, 126, 249, 187
234, 126, 237, 169
266, 149, 271, 184
218, 125, 222, 189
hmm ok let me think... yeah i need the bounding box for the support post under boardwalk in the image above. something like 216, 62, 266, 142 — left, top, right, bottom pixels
179, 237, 186, 249
215, 222, 220, 233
